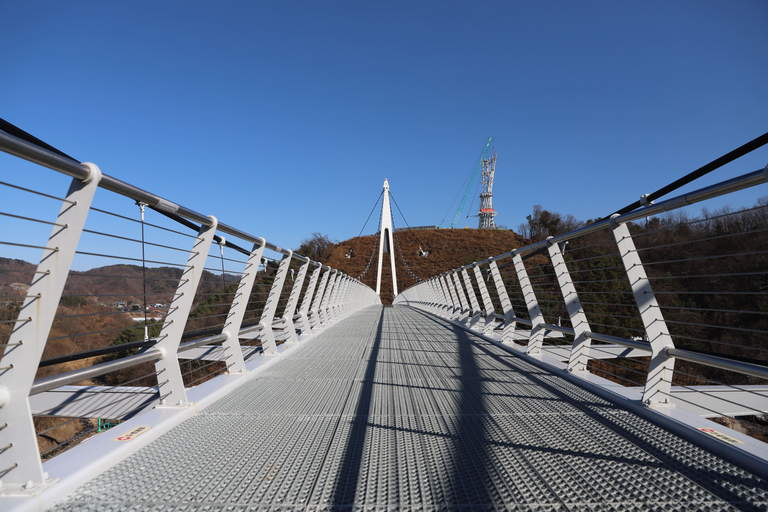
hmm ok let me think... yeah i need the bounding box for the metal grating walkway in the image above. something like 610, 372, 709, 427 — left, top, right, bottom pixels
52, 306, 768, 510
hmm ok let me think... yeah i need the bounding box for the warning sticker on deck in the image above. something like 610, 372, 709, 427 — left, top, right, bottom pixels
112, 426, 152, 442
698, 427, 745, 444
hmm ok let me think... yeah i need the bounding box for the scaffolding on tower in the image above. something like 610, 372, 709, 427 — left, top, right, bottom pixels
478, 150, 497, 229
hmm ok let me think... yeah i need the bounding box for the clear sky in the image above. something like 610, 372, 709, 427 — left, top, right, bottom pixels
2, 1, 767, 253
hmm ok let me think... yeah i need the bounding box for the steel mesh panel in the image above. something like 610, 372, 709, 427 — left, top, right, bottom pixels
52, 305, 768, 511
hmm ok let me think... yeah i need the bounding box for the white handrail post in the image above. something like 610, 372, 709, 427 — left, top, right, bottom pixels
296, 263, 321, 336
258, 251, 293, 355
610, 217, 675, 406
309, 268, 331, 331
461, 268, 482, 330
280, 257, 309, 344
319, 270, 338, 327
220, 238, 266, 373
451, 272, 470, 324
331, 273, 346, 321
547, 238, 593, 374
433, 278, 448, 317
473, 265, 497, 335
429, 279, 444, 314
338, 276, 353, 318
442, 275, 460, 320
327, 273, 343, 323
489, 260, 517, 343
0, 163, 101, 490
512, 254, 546, 355
154, 215, 219, 408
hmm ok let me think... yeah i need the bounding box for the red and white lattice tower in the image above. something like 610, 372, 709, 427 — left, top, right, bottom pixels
478, 151, 497, 229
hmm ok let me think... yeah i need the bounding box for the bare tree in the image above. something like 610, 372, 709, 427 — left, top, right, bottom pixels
296, 232, 337, 262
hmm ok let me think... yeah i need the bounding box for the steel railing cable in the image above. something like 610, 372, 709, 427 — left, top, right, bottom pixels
151, 207, 252, 257
609, 130, 768, 219
519, 132, 768, 262
389, 203, 422, 283
388, 191, 427, 251
357, 207, 383, 280
346, 190, 383, 259
0, 117, 78, 162
1, 117, 254, 260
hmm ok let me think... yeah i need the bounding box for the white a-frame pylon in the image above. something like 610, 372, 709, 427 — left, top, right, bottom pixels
376, 179, 398, 298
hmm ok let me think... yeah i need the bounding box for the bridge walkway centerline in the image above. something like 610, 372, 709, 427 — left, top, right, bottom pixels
51, 306, 768, 510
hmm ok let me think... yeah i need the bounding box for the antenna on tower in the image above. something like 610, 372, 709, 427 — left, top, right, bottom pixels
478, 150, 497, 229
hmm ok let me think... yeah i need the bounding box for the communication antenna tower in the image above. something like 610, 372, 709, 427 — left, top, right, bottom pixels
478, 150, 497, 229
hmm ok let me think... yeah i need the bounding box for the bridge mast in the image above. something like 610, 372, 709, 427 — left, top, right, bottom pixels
376, 179, 398, 298
478, 150, 497, 229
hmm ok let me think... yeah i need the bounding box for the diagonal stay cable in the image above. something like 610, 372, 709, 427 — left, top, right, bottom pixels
346, 190, 384, 259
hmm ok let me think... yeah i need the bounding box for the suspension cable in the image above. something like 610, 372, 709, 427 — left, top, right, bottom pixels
347, 190, 383, 258
389, 191, 427, 253
357, 206, 382, 280
389, 204, 422, 283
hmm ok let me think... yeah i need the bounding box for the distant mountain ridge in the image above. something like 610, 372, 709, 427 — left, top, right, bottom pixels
1, 229, 527, 306
0, 259, 234, 306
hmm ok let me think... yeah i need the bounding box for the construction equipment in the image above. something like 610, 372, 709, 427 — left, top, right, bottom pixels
450, 137, 493, 228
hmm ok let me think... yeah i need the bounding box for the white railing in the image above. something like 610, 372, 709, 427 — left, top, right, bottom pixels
0, 131, 379, 494
396, 162, 768, 464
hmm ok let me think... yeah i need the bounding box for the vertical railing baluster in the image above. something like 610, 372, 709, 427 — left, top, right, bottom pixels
155, 215, 219, 407
257, 251, 293, 355
610, 217, 675, 406
461, 268, 481, 330
429, 279, 443, 316
309, 267, 331, 331
489, 260, 517, 343
296, 263, 321, 336
473, 264, 497, 335
280, 257, 309, 344
326, 273, 343, 323
318, 270, 338, 327
430, 279, 444, 315
451, 272, 470, 323
221, 238, 266, 373
0, 163, 102, 489
442, 274, 459, 320
512, 253, 546, 355
547, 238, 593, 374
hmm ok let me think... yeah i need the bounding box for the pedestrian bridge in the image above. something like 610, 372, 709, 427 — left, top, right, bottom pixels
1, 127, 768, 510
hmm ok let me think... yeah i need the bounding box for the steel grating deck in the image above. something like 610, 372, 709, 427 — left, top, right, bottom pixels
52, 306, 768, 510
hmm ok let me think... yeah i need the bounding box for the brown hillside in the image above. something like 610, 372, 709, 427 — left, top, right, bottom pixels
0, 261, 237, 306
325, 229, 528, 304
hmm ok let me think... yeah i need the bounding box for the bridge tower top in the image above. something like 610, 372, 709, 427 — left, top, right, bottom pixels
376, 178, 398, 298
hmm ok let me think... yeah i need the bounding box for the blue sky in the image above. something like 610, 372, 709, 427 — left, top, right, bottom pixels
2, 1, 767, 256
